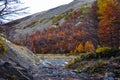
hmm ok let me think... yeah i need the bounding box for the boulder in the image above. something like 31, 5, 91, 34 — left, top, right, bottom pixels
0, 61, 33, 80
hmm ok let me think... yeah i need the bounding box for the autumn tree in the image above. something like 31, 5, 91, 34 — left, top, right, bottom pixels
75, 43, 84, 53
15, 4, 98, 54
98, 0, 120, 48
84, 41, 95, 53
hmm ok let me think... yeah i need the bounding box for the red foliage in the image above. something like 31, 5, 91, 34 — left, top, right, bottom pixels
16, 6, 98, 54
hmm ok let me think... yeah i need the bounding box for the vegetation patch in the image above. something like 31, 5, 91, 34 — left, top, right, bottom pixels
77, 47, 119, 60
66, 46, 119, 68
23, 18, 46, 29
0, 37, 6, 56
12, 75, 20, 80
50, 8, 74, 24
66, 46, 120, 77
78, 3, 91, 22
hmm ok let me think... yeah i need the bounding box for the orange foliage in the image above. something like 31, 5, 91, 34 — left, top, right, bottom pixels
98, 0, 120, 48
75, 43, 84, 53
15, 4, 98, 54
84, 41, 95, 53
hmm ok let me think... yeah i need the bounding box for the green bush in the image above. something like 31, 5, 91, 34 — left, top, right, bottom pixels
96, 46, 111, 54
80, 46, 119, 60
66, 46, 119, 70
95, 46, 120, 58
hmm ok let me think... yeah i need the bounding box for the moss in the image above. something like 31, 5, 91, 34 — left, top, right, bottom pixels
0, 38, 6, 56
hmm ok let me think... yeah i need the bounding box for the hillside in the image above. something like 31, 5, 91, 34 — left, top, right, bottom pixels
1, 0, 120, 54
3, 0, 94, 40
0, 0, 120, 79
2, 0, 97, 54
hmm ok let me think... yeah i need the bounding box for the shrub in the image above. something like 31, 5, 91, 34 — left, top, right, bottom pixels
80, 46, 119, 60
95, 46, 120, 58
88, 59, 105, 73
96, 46, 111, 54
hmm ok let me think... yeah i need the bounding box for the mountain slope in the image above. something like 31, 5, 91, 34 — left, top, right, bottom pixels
4, 0, 95, 40
2, 0, 98, 54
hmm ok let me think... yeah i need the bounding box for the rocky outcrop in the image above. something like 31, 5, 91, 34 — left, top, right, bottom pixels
0, 36, 40, 79
0, 36, 40, 69
0, 61, 33, 80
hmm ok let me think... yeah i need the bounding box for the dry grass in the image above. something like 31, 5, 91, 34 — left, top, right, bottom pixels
36, 54, 76, 59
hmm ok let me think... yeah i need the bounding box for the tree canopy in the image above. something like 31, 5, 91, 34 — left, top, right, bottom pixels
98, 0, 120, 48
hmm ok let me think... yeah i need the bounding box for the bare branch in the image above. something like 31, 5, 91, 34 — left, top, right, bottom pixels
0, 0, 28, 24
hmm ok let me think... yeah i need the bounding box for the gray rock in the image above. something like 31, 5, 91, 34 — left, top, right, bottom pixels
0, 36, 40, 79
103, 77, 114, 80
104, 72, 115, 77
104, 72, 115, 80
80, 66, 89, 72
78, 73, 91, 80
0, 62, 33, 80
0, 36, 40, 69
